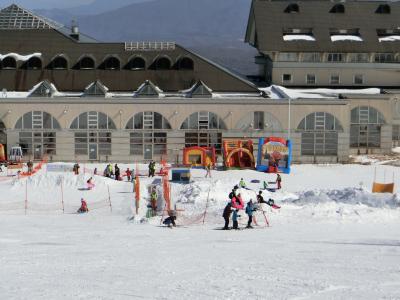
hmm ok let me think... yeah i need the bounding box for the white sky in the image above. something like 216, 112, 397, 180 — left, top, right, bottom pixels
0, 0, 94, 9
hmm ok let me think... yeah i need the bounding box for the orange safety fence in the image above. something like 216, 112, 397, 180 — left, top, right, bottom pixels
372, 182, 395, 193
162, 175, 171, 211
19, 157, 48, 178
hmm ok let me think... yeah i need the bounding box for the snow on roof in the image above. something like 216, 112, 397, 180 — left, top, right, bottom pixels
261, 85, 381, 100
283, 35, 316, 41
331, 35, 363, 42
0, 53, 42, 62
379, 35, 400, 42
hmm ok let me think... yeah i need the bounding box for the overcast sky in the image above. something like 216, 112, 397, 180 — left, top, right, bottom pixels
0, 0, 93, 9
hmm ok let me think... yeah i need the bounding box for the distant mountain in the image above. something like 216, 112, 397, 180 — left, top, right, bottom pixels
37, 0, 258, 75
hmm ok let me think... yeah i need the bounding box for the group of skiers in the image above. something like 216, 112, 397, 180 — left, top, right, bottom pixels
103, 163, 122, 180
222, 179, 280, 230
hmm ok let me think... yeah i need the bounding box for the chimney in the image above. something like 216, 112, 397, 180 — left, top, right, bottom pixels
70, 20, 80, 41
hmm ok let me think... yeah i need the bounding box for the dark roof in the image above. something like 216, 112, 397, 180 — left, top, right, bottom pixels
246, 0, 400, 52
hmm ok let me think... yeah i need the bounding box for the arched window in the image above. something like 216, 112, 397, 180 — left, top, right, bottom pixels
376, 4, 390, 14
15, 111, 61, 158
24, 57, 42, 70
126, 112, 171, 159
297, 112, 343, 156
181, 111, 227, 153
102, 56, 120, 70
235, 111, 283, 131
155, 57, 171, 70
70, 112, 116, 159
177, 57, 194, 70
49, 55, 68, 70
77, 56, 95, 70
350, 106, 385, 148
1, 56, 17, 69
284, 3, 299, 13
330, 4, 345, 13
126, 57, 146, 70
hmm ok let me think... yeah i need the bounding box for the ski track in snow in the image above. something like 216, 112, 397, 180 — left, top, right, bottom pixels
0, 163, 400, 299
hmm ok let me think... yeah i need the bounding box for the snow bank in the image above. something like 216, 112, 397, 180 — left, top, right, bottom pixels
0, 52, 42, 61
260, 85, 381, 99
379, 35, 400, 42
283, 34, 316, 41
285, 188, 400, 208
331, 35, 363, 42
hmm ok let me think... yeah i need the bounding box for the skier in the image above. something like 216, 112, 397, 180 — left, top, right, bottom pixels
151, 161, 156, 177
232, 209, 240, 230
27, 160, 34, 174
86, 177, 95, 190
256, 191, 268, 205
93, 168, 98, 175
103, 165, 110, 177
245, 199, 256, 228
115, 164, 120, 181
126, 168, 132, 182
73, 163, 80, 175
150, 188, 158, 215
239, 178, 246, 188
205, 162, 212, 178
222, 202, 232, 230
276, 173, 282, 189
108, 164, 113, 178
77, 198, 89, 213
148, 161, 153, 177
231, 193, 244, 210
263, 181, 268, 190
163, 210, 177, 228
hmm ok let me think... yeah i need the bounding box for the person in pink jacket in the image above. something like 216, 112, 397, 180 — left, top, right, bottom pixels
231, 193, 244, 210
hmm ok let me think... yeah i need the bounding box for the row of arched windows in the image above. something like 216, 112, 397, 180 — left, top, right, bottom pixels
11, 107, 387, 158
285, 3, 391, 14
0, 55, 195, 71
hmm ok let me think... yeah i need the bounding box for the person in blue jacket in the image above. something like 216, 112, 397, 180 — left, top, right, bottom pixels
245, 199, 257, 228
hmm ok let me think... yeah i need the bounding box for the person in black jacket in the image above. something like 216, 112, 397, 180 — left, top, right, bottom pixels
222, 202, 232, 230
114, 164, 120, 180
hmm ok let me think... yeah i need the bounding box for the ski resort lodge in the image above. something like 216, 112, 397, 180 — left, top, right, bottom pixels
1, 3, 400, 164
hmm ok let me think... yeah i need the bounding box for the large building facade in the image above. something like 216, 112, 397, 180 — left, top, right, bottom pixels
1, 3, 400, 164
245, 0, 400, 87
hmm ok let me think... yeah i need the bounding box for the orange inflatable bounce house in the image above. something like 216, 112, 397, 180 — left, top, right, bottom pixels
223, 140, 255, 169
0, 144, 5, 162
183, 146, 216, 168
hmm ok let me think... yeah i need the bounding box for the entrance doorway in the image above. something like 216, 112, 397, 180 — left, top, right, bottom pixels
89, 143, 98, 160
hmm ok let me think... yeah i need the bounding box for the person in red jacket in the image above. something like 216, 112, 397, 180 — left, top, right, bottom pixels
126, 168, 132, 182
77, 198, 89, 213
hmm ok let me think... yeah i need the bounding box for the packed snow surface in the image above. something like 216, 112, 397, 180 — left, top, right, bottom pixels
283, 34, 316, 41
0, 163, 400, 299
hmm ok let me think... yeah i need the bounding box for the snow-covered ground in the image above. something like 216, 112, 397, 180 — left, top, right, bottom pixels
0, 162, 400, 299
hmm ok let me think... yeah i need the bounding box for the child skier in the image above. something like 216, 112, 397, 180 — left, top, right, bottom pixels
276, 173, 282, 189
126, 168, 132, 182
115, 164, 120, 181
150, 189, 158, 214
263, 181, 268, 190
77, 198, 89, 213
163, 210, 177, 228
222, 202, 232, 230
231, 193, 244, 210
239, 178, 246, 188
245, 199, 256, 228
86, 177, 95, 190
205, 162, 212, 178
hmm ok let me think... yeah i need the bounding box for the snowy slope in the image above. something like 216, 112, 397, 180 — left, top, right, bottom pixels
0, 162, 399, 299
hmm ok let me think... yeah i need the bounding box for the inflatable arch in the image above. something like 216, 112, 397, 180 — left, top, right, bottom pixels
183, 146, 216, 168
223, 140, 255, 169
